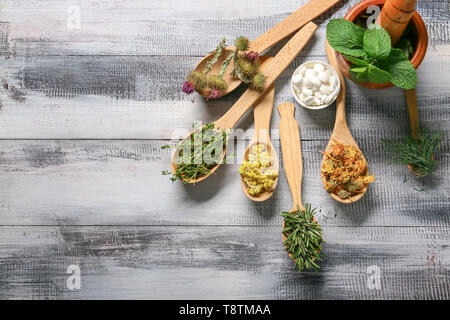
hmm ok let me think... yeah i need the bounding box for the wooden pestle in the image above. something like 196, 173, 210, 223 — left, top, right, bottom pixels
376, 0, 417, 46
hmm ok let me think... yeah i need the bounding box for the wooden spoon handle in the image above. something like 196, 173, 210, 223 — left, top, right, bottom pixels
277, 102, 304, 211
405, 88, 419, 139
325, 40, 347, 128
252, 83, 275, 144
215, 23, 317, 130
250, 0, 341, 53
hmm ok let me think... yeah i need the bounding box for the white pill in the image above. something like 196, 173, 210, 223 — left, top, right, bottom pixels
325, 94, 334, 105
318, 70, 330, 83
313, 63, 325, 73
299, 93, 307, 102
298, 67, 307, 75
302, 87, 313, 96
320, 95, 327, 105
314, 91, 323, 99
329, 76, 337, 89
303, 76, 312, 88
304, 96, 316, 106
320, 85, 331, 95
292, 74, 303, 87
305, 68, 315, 78
311, 76, 321, 88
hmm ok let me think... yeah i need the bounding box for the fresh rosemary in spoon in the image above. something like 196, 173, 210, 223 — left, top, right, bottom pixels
383, 128, 444, 177
281, 204, 324, 272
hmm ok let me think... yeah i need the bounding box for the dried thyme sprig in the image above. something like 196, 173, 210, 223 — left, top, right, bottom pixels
382, 128, 444, 177
281, 204, 324, 272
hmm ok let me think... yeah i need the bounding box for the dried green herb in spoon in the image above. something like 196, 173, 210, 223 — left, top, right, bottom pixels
281, 204, 324, 272
167, 123, 228, 183
383, 128, 444, 177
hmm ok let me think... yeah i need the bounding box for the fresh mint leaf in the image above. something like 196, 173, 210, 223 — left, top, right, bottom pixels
326, 19, 365, 57
367, 64, 392, 84
343, 55, 369, 67
363, 27, 391, 59
349, 65, 369, 83
381, 48, 417, 89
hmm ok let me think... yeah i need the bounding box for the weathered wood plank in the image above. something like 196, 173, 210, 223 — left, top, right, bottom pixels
1, 0, 448, 56
0, 52, 448, 139
0, 225, 448, 299
0, 139, 448, 227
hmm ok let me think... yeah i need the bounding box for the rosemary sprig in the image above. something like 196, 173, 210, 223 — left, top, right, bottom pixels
281, 204, 324, 272
382, 128, 444, 177
168, 123, 227, 183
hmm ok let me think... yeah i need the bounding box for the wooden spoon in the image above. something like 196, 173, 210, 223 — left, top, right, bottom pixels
194, 0, 342, 98
172, 23, 317, 183
240, 83, 279, 201
277, 102, 318, 259
322, 40, 370, 204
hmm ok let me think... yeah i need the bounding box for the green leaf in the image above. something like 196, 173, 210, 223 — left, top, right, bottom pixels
381, 48, 417, 89
326, 19, 365, 57
349, 65, 369, 83
363, 27, 391, 59
343, 55, 369, 67
367, 64, 392, 84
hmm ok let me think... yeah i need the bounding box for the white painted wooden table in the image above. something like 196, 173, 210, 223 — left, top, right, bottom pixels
0, 0, 448, 299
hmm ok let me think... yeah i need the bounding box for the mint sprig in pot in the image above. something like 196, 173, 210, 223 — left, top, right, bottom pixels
326, 0, 428, 89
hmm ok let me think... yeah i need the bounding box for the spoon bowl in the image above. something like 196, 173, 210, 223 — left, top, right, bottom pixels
195, 47, 247, 98
321, 40, 370, 204
241, 141, 279, 202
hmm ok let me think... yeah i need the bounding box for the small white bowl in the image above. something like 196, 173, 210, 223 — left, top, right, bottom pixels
291, 60, 340, 110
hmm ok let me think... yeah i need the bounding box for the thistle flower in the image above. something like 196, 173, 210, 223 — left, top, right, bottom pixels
247, 51, 259, 62
236, 56, 259, 76
182, 81, 195, 94
206, 75, 228, 91
235, 36, 249, 51
207, 88, 222, 100
251, 72, 266, 91
187, 71, 207, 90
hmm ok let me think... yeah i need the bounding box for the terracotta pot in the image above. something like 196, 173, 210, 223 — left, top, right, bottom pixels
336, 0, 428, 89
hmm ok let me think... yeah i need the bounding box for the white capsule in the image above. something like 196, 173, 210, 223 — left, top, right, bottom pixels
292, 74, 303, 87
320, 95, 327, 105
311, 76, 321, 88
313, 63, 325, 73
303, 76, 312, 88
304, 96, 316, 106
319, 84, 331, 95
305, 68, 315, 78
298, 67, 307, 75
302, 87, 313, 96
329, 76, 337, 89
314, 91, 323, 99
299, 93, 307, 102
325, 89, 339, 104
318, 70, 330, 83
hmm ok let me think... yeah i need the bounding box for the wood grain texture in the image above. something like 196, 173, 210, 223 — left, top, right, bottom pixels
0, 0, 448, 300
0, 225, 448, 299
0, 139, 448, 227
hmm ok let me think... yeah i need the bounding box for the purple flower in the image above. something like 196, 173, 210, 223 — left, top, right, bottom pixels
247, 51, 259, 62
207, 89, 222, 100
182, 81, 195, 94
